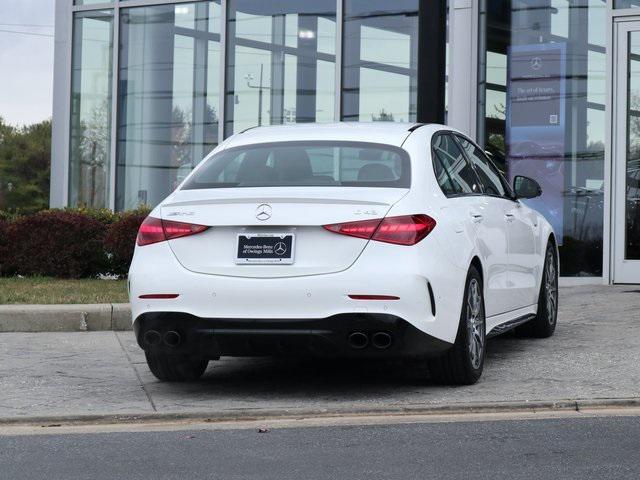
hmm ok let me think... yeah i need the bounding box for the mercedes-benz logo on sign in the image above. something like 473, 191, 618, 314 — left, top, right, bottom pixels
530, 56, 542, 71
255, 204, 272, 221
274, 242, 287, 256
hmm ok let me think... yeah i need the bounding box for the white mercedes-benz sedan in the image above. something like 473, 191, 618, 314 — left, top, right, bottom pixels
129, 123, 558, 385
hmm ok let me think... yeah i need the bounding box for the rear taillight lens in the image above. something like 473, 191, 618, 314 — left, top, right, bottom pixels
323, 218, 382, 240
372, 215, 436, 245
323, 214, 436, 246
136, 216, 209, 246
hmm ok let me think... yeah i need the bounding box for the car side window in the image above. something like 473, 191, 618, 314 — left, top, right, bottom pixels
431, 133, 481, 196
456, 135, 510, 198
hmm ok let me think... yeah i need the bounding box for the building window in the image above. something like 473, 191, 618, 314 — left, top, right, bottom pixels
69, 9, 113, 209
224, 0, 336, 136
116, 2, 221, 210
478, 0, 606, 276
341, 0, 419, 122
74, 0, 114, 5
614, 1, 640, 8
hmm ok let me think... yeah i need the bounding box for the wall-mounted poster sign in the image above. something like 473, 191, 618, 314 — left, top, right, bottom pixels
506, 42, 566, 245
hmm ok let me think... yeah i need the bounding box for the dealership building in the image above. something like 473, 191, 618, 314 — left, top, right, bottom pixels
50, 0, 640, 284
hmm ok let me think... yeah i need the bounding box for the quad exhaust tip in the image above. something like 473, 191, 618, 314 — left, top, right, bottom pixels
348, 332, 369, 349
143, 330, 182, 347
163, 331, 182, 347
371, 331, 393, 349
348, 331, 393, 349
143, 330, 161, 346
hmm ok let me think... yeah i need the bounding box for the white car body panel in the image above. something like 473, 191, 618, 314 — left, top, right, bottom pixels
129, 123, 555, 348
161, 187, 408, 277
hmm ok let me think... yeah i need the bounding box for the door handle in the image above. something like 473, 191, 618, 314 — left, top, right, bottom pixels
505, 213, 515, 222
470, 212, 484, 223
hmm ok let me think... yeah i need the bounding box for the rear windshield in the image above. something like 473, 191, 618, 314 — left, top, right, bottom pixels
181, 141, 410, 190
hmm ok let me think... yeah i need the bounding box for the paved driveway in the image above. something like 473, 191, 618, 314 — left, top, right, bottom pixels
1, 285, 639, 420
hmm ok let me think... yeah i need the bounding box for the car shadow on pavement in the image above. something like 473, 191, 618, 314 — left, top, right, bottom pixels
143, 331, 532, 399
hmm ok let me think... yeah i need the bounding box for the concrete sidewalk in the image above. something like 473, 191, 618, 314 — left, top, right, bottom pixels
0, 285, 639, 424
0, 303, 131, 332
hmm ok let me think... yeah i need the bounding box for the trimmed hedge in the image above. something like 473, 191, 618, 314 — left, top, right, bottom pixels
0, 218, 8, 276
104, 211, 148, 276
7, 211, 108, 278
0, 207, 150, 278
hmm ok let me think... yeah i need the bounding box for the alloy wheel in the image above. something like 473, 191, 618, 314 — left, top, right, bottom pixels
466, 278, 485, 370
545, 251, 558, 325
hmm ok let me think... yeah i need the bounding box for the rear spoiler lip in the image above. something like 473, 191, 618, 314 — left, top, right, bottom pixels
407, 123, 427, 132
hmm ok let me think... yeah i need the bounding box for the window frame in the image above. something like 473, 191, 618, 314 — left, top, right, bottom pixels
430, 131, 483, 198
452, 133, 516, 201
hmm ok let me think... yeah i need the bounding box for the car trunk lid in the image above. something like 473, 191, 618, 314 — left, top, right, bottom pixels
161, 187, 408, 278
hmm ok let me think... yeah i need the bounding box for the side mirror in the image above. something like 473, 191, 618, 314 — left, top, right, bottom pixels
513, 175, 542, 199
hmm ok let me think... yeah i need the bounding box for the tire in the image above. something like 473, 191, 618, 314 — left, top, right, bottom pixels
145, 351, 209, 382
428, 265, 486, 385
516, 242, 558, 338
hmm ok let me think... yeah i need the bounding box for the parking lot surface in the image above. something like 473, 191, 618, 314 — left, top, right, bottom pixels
1, 285, 639, 420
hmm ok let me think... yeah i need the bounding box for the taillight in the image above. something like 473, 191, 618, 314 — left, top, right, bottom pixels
372, 215, 436, 245
323, 214, 436, 246
136, 217, 164, 246
136, 216, 209, 246
323, 218, 381, 240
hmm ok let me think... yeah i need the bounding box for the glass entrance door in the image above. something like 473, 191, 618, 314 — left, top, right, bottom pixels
613, 20, 640, 283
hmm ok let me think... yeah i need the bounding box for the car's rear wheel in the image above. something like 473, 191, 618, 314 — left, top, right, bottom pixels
145, 352, 209, 382
516, 243, 558, 338
428, 265, 485, 385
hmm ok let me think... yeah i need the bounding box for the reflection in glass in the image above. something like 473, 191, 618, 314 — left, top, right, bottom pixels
478, 0, 605, 276
116, 2, 221, 210
626, 32, 640, 259
69, 10, 113, 208
225, 0, 336, 135
614, 0, 640, 8
74, 0, 113, 5
342, 0, 419, 122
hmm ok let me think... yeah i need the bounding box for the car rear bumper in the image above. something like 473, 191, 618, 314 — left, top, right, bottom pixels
133, 312, 453, 359
129, 239, 468, 346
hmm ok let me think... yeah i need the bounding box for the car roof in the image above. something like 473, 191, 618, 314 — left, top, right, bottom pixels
223, 122, 443, 149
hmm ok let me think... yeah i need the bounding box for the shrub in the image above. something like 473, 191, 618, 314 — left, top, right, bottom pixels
0, 218, 9, 275
0, 210, 17, 222
62, 207, 120, 226
7, 210, 108, 278
104, 210, 149, 276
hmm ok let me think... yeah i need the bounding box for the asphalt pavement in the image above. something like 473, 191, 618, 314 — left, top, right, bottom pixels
1, 414, 639, 479
1, 285, 639, 422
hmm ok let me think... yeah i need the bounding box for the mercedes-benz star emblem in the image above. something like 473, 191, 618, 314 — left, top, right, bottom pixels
274, 242, 287, 256
530, 56, 542, 70
255, 204, 272, 221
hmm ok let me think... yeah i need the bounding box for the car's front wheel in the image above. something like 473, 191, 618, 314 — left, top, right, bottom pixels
428, 265, 486, 385
145, 352, 209, 382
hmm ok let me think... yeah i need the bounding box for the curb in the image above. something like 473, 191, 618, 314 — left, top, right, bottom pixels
0, 285, 579, 333
1, 398, 639, 428
0, 304, 132, 332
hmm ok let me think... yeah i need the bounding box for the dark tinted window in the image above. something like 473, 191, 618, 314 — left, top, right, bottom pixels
182, 141, 410, 189
456, 136, 510, 198
432, 133, 481, 196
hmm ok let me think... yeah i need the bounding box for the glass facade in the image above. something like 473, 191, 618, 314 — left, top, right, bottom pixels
60, 0, 640, 280
67, 0, 439, 213
342, 0, 419, 122
224, 0, 336, 135
625, 32, 640, 260
615, 0, 640, 7
69, 10, 113, 208
478, 0, 607, 277
116, 2, 221, 210
74, 0, 113, 5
